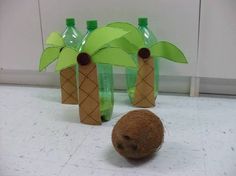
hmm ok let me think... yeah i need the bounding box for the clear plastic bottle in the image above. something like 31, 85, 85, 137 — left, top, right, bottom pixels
60, 18, 83, 104
62, 18, 83, 89
80, 20, 114, 121
126, 17, 159, 103
62, 18, 83, 48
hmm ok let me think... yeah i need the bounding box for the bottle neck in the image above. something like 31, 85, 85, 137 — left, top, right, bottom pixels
87, 27, 97, 32
83, 28, 96, 39
77, 27, 97, 51
66, 25, 75, 29
139, 24, 148, 28
63, 26, 77, 37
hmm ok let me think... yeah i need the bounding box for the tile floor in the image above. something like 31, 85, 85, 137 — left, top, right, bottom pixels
0, 84, 235, 176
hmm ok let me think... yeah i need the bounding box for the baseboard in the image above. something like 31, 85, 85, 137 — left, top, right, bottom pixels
200, 77, 236, 95
0, 69, 190, 94
1, 70, 236, 95
0, 70, 60, 87
113, 74, 190, 94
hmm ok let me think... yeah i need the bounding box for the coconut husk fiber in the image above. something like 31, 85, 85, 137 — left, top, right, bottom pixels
112, 110, 164, 159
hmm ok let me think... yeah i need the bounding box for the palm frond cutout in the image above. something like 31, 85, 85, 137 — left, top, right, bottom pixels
56, 47, 78, 71
81, 27, 129, 55
39, 32, 65, 71
56, 27, 137, 71
46, 32, 65, 47
108, 38, 138, 54
150, 41, 187, 63
92, 48, 136, 68
107, 22, 145, 49
39, 47, 61, 71
107, 22, 187, 64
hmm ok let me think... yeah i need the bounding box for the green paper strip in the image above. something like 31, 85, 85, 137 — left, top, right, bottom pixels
150, 41, 187, 63
56, 47, 78, 71
92, 48, 137, 68
107, 22, 145, 49
81, 27, 128, 55
39, 47, 61, 71
46, 32, 64, 47
109, 37, 138, 54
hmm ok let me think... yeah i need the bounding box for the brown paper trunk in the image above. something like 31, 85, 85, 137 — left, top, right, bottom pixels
60, 66, 78, 104
132, 57, 155, 108
78, 62, 101, 125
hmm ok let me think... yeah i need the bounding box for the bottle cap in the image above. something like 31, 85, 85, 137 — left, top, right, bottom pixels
66, 18, 75, 27
138, 17, 148, 26
87, 20, 98, 30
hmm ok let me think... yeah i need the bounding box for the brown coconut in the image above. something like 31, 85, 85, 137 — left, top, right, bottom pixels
112, 110, 164, 159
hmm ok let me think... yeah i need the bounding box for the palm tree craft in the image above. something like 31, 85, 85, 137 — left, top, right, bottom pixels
56, 27, 136, 125
39, 32, 78, 104
107, 22, 187, 108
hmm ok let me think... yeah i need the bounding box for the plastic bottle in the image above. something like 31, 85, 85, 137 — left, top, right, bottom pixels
60, 18, 83, 105
126, 17, 159, 102
62, 18, 83, 48
80, 20, 114, 121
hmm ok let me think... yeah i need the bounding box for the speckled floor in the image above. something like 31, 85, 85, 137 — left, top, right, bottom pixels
0, 84, 236, 176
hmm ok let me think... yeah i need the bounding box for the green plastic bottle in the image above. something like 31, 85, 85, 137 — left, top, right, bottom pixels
80, 20, 114, 121
61, 18, 83, 104
62, 18, 83, 48
126, 17, 159, 102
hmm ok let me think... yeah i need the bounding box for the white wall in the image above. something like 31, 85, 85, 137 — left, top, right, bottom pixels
0, 0, 236, 95
39, 0, 199, 76
0, 0, 42, 71
198, 0, 236, 79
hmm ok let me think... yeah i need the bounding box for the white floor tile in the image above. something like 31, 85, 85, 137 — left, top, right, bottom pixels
0, 85, 236, 176
0, 156, 62, 176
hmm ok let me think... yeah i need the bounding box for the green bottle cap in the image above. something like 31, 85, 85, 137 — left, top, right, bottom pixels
86, 20, 98, 30
138, 17, 148, 26
66, 18, 75, 27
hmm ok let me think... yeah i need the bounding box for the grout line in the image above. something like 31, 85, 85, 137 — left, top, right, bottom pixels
56, 129, 92, 176
37, 0, 44, 49
190, 77, 200, 97
195, 0, 202, 78
190, 0, 202, 97
196, 0, 202, 65
196, 100, 208, 176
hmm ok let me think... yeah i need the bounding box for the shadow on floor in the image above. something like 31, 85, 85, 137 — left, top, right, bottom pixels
56, 106, 80, 124
104, 141, 201, 173
34, 91, 61, 103
104, 145, 156, 168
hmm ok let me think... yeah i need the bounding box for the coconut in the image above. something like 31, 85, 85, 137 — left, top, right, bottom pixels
112, 109, 164, 159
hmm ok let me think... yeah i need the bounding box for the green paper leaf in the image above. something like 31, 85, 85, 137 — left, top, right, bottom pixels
82, 27, 128, 55
39, 47, 61, 71
92, 48, 136, 68
108, 37, 138, 54
56, 47, 78, 71
107, 22, 145, 48
46, 32, 64, 47
150, 41, 187, 63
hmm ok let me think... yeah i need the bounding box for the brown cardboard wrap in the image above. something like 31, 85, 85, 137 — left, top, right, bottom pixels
78, 62, 101, 125
133, 57, 155, 108
60, 66, 78, 104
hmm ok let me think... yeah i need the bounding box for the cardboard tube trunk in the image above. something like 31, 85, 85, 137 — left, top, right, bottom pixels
78, 62, 102, 125
60, 66, 78, 104
132, 57, 155, 107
